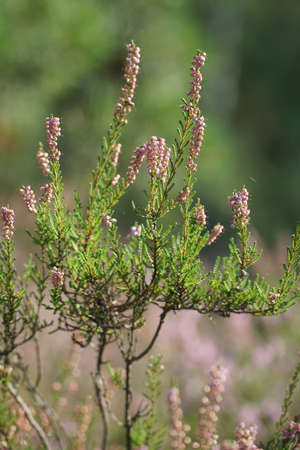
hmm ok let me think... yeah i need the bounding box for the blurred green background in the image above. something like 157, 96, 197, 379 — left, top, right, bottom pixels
2, 0, 300, 245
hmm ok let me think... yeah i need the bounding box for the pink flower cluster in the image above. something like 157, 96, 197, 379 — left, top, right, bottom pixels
182, 50, 206, 119
19, 186, 37, 214
101, 213, 116, 228
126, 136, 171, 186
267, 291, 280, 305
125, 146, 146, 186
194, 205, 206, 226
234, 422, 261, 450
228, 188, 250, 228
50, 266, 64, 287
187, 116, 206, 173
282, 420, 300, 441
176, 187, 191, 204
36, 142, 50, 175
111, 143, 121, 167
129, 224, 142, 237
46, 116, 61, 161
111, 174, 120, 186
207, 224, 224, 246
40, 183, 53, 203
197, 365, 227, 449
1, 207, 15, 240
115, 43, 141, 123
145, 136, 171, 181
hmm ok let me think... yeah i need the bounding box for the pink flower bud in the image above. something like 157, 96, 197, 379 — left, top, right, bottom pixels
51, 266, 64, 287
101, 213, 117, 228
129, 224, 142, 237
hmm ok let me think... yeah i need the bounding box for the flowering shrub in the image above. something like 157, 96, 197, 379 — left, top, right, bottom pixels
0, 42, 299, 449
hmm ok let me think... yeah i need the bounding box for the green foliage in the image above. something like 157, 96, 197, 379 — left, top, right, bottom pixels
107, 363, 124, 388
269, 359, 300, 448
0, 389, 15, 446
132, 355, 166, 449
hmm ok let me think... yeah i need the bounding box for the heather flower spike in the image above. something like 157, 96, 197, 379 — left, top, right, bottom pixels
1, 207, 15, 240
197, 366, 227, 449
145, 136, 171, 181
182, 50, 206, 119
111, 143, 121, 167
37, 142, 50, 176
125, 146, 146, 186
19, 186, 37, 214
228, 188, 250, 229
168, 387, 193, 449
45, 116, 61, 161
187, 116, 206, 173
114, 42, 141, 124
207, 224, 224, 246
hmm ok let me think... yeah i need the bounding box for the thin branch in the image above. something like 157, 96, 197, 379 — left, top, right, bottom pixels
7, 382, 52, 450
33, 336, 42, 388
132, 308, 168, 362
124, 326, 135, 450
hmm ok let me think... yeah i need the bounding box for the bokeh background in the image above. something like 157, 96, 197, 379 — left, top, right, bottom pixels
1, 0, 300, 446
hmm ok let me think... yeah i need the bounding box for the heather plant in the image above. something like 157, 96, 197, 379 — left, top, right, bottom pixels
0, 42, 299, 449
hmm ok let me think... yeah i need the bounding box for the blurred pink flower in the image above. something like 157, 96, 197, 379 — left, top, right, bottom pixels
238, 404, 259, 425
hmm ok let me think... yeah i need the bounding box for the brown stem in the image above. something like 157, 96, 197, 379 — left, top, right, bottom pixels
125, 356, 133, 450
93, 335, 109, 450
122, 325, 135, 450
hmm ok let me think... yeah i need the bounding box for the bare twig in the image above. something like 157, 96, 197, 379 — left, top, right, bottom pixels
7, 382, 52, 450
33, 336, 42, 388
132, 308, 168, 362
